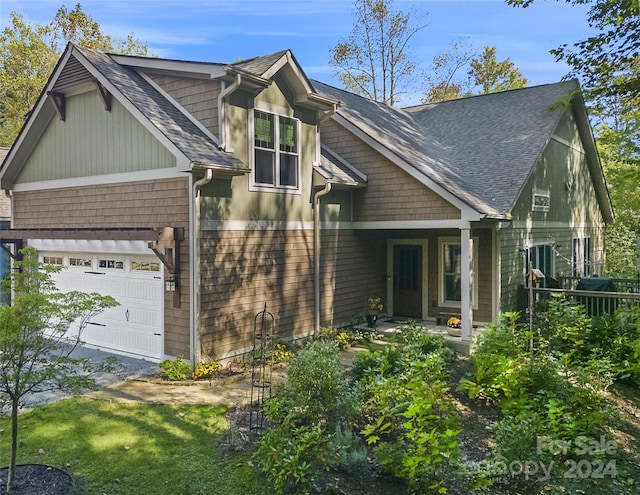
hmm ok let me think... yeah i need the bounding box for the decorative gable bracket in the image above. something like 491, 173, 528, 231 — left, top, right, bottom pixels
148, 227, 183, 308
47, 91, 65, 121
95, 81, 112, 111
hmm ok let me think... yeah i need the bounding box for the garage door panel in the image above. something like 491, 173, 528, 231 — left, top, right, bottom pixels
42, 252, 163, 360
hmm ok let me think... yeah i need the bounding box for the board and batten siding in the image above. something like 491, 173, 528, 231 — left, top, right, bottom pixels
149, 75, 221, 138
16, 90, 176, 184
321, 119, 460, 222
498, 108, 607, 314
199, 228, 316, 358
12, 177, 191, 357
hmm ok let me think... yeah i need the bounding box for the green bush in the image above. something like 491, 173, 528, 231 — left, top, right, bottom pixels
493, 412, 545, 464
255, 341, 364, 493
158, 355, 192, 381
361, 352, 459, 494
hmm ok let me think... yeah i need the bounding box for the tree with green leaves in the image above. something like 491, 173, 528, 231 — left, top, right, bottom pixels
0, 3, 149, 147
422, 42, 528, 102
0, 247, 118, 492
469, 45, 528, 94
329, 0, 427, 106
508, 0, 639, 99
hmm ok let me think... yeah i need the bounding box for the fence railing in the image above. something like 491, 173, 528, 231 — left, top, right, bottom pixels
526, 287, 640, 318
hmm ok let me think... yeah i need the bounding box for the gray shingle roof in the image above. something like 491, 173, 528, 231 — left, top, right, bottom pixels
313, 79, 578, 217
406, 81, 579, 215
316, 145, 367, 187
231, 50, 289, 77
75, 45, 247, 172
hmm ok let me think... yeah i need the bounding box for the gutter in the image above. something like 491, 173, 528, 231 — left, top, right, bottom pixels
313, 182, 332, 334
190, 168, 214, 365
217, 73, 241, 153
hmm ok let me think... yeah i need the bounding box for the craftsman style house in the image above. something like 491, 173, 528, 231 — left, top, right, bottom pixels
0, 43, 613, 362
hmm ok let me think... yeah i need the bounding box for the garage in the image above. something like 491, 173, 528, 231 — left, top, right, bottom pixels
38, 247, 164, 361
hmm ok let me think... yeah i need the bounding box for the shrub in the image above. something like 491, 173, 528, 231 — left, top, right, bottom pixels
192, 357, 221, 381
255, 341, 365, 494
361, 352, 459, 494
158, 355, 192, 381
493, 412, 545, 464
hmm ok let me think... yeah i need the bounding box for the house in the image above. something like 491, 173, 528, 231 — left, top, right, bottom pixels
0, 43, 613, 362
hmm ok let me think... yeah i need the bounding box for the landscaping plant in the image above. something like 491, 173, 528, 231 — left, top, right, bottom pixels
0, 247, 118, 492
254, 340, 365, 494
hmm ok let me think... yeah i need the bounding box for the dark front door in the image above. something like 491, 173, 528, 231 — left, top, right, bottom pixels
393, 244, 422, 318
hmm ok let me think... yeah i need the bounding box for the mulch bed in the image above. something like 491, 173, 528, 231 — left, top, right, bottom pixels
0, 464, 75, 495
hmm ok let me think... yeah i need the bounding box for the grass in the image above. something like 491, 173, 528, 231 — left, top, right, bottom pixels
0, 397, 261, 495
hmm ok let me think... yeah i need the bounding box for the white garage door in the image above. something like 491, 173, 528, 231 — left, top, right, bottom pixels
40, 251, 164, 360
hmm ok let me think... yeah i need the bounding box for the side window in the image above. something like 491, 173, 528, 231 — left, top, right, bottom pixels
572, 237, 592, 277
438, 237, 478, 307
252, 109, 299, 190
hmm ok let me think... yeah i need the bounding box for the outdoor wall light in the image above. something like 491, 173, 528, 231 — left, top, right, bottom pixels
165, 275, 178, 292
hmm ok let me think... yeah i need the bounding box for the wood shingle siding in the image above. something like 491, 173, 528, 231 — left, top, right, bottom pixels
150, 75, 221, 138
321, 120, 460, 222
199, 229, 315, 358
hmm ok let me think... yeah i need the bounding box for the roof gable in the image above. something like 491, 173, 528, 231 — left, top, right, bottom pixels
314, 79, 611, 221
232, 50, 337, 113
1, 43, 248, 188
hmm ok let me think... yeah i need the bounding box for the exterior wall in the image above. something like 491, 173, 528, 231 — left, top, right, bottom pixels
320, 229, 386, 325
199, 228, 315, 358
199, 83, 318, 224
320, 119, 460, 222
499, 109, 606, 313
12, 177, 191, 357
16, 90, 176, 184
149, 75, 221, 138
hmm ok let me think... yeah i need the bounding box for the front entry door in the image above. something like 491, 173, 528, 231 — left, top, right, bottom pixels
393, 244, 423, 317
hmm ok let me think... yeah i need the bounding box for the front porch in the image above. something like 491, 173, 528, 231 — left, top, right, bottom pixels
367, 317, 484, 355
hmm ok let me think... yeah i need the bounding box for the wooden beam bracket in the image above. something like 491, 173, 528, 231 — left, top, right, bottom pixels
95, 81, 112, 111
47, 91, 66, 121
148, 227, 183, 308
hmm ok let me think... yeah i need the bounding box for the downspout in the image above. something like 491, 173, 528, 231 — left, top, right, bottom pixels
313, 182, 332, 335
217, 73, 241, 152
190, 168, 214, 365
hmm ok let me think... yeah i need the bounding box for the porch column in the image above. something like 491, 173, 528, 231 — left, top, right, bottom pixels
460, 226, 474, 341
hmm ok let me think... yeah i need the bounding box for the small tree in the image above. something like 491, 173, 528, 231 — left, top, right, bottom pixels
0, 247, 118, 492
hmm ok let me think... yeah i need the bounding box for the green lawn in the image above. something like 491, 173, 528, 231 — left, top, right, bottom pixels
0, 397, 261, 495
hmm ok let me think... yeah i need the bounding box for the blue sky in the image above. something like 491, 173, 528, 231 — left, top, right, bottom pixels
2, 0, 594, 104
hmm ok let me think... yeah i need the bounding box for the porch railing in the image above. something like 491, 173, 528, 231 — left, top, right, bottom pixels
522, 286, 640, 318
557, 276, 640, 293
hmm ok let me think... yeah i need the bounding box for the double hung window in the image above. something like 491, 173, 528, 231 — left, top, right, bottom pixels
438, 238, 478, 307
253, 109, 299, 189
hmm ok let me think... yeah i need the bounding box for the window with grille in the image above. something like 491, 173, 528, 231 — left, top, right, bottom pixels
253, 109, 299, 189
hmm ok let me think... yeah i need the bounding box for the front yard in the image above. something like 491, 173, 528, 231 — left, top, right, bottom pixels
2, 303, 640, 494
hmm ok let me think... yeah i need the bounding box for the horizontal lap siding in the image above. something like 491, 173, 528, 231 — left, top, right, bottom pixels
13, 177, 191, 357
200, 229, 314, 358
321, 120, 460, 221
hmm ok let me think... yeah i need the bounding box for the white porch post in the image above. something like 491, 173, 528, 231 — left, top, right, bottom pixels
460, 226, 474, 341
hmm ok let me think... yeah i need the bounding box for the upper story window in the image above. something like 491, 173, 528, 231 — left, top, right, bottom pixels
253, 109, 299, 190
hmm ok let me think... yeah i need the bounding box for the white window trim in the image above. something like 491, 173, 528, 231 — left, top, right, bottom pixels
248, 105, 302, 195
572, 236, 592, 278
532, 189, 550, 212
438, 236, 478, 309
